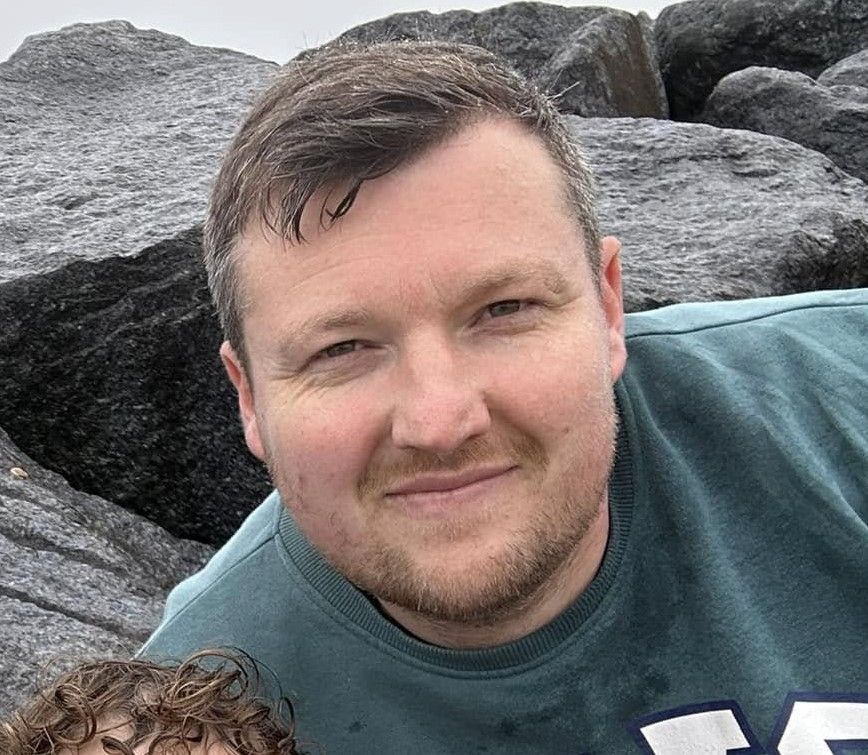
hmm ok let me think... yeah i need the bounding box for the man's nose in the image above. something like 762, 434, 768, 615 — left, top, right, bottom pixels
389, 338, 491, 454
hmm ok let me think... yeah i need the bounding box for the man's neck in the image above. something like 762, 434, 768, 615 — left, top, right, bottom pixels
379, 500, 610, 650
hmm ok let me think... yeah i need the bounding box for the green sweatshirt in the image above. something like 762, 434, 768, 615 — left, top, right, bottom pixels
142, 289, 868, 753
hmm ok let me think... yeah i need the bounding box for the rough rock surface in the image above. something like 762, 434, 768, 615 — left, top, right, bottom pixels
573, 116, 868, 309
0, 229, 272, 545
0, 425, 212, 715
655, 0, 868, 119
334, 2, 668, 118
0, 20, 277, 282
818, 48, 868, 88
700, 66, 868, 182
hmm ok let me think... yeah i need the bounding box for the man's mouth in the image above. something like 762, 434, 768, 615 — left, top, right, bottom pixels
385, 464, 516, 495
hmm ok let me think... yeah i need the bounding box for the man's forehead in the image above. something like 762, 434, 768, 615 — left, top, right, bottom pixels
235, 229, 588, 345
242, 117, 575, 251
234, 118, 587, 321
250, 225, 577, 286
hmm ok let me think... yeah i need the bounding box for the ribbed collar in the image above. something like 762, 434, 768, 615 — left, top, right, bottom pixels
278, 389, 635, 672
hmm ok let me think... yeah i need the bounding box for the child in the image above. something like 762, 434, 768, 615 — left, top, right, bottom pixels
0, 650, 306, 754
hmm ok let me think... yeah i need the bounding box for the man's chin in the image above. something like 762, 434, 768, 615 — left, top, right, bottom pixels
346, 532, 579, 627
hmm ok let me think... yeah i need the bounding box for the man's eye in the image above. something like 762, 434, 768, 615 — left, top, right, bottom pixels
321, 340, 360, 359
486, 300, 524, 318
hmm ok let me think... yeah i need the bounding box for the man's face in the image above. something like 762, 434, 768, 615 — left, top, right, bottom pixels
223, 119, 626, 628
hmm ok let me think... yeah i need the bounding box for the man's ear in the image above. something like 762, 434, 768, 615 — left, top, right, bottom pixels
220, 341, 266, 462
599, 236, 627, 383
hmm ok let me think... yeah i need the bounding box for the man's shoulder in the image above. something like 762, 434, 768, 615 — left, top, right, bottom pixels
622, 289, 867, 389
624, 288, 867, 342
140, 491, 284, 659
621, 288, 868, 407
619, 288, 867, 523
176, 489, 282, 602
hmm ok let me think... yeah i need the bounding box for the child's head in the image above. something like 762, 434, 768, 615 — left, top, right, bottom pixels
0, 651, 303, 754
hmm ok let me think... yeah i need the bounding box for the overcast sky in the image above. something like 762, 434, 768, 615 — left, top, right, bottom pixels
3, 0, 677, 64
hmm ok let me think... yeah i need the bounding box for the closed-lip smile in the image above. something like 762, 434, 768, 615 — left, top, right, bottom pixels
386, 465, 516, 496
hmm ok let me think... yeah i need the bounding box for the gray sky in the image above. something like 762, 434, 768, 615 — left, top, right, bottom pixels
3, 0, 676, 64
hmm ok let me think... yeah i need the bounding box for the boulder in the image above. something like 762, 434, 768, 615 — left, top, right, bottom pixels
699, 66, 868, 182
818, 48, 868, 88
0, 229, 273, 545
655, 0, 868, 119
333, 2, 668, 118
0, 19, 277, 282
0, 425, 212, 715
540, 12, 668, 118
0, 21, 278, 544
572, 116, 868, 309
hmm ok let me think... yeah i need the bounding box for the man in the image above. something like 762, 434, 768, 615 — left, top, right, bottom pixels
143, 40, 868, 752
1, 651, 303, 754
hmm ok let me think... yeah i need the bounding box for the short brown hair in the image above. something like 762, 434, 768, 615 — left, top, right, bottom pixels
203, 39, 601, 360
0, 651, 304, 754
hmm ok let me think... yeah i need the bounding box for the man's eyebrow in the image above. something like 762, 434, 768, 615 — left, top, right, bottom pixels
451, 259, 572, 302
281, 307, 375, 352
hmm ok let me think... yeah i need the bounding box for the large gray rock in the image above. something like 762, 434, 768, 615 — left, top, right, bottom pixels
334, 2, 668, 118
655, 0, 868, 119
574, 116, 868, 308
0, 21, 278, 543
0, 20, 277, 282
818, 48, 868, 88
699, 66, 868, 182
0, 229, 273, 545
0, 426, 212, 715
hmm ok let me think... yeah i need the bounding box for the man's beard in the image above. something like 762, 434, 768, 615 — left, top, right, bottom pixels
267, 388, 618, 629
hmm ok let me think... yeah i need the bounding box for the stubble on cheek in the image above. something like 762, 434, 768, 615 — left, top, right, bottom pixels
264, 444, 362, 555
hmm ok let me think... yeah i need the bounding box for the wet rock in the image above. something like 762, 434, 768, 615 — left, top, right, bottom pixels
699, 66, 868, 182
636, 11, 669, 118
571, 116, 868, 309
0, 19, 277, 282
0, 20, 278, 543
540, 12, 668, 117
818, 48, 868, 88
0, 229, 273, 545
334, 2, 668, 117
0, 426, 212, 715
655, 0, 868, 119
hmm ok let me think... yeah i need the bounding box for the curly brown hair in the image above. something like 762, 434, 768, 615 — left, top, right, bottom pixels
0, 651, 307, 754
